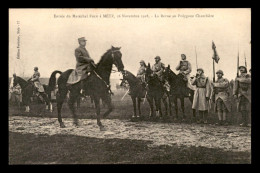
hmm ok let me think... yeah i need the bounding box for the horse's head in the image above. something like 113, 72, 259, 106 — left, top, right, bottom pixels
12, 74, 18, 88
163, 65, 177, 82
110, 46, 124, 72
145, 63, 157, 83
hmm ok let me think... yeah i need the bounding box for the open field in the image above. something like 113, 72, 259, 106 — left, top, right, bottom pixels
8, 89, 251, 164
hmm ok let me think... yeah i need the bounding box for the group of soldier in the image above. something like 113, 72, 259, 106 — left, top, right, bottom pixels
11, 37, 251, 127
136, 53, 251, 127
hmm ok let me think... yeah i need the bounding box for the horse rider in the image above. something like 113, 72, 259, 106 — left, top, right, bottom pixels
29, 67, 44, 95
191, 68, 211, 124
75, 37, 95, 95
211, 70, 231, 126
233, 66, 251, 127
151, 56, 170, 92
176, 54, 196, 95
136, 60, 147, 88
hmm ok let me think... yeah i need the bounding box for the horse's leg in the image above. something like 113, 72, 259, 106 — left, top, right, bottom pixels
137, 97, 141, 118
162, 95, 168, 117
56, 89, 67, 128
41, 92, 52, 112
76, 96, 80, 109
68, 90, 80, 126
168, 95, 172, 117
155, 98, 162, 118
147, 96, 154, 117
95, 95, 107, 131
131, 96, 137, 118
173, 96, 178, 120
101, 92, 114, 118
181, 97, 186, 121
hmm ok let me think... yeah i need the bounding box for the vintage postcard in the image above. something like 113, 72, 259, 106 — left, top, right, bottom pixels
9, 8, 251, 164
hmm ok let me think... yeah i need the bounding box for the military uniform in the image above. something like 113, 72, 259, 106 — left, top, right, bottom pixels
67, 37, 94, 85
152, 58, 170, 92
233, 68, 251, 126
211, 77, 231, 113
137, 65, 146, 83
151, 61, 165, 81
191, 72, 211, 111
176, 60, 195, 90
31, 71, 44, 92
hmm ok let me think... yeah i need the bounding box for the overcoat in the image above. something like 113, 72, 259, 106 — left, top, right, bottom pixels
67, 46, 93, 84
233, 73, 251, 111
191, 74, 211, 111
211, 77, 231, 112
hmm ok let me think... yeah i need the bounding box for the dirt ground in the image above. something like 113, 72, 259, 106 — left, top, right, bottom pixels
8, 89, 251, 164
9, 115, 251, 153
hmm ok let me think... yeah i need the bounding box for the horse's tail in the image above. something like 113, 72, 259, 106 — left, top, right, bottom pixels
49, 70, 62, 91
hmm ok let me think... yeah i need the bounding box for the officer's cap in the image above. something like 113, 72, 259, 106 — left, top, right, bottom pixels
140, 60, 145, 63
78, 37, 87, 42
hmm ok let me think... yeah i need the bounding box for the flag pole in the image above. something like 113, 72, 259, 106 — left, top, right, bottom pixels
195, 46, 198, 70
244, 52, 247, 68
237, 49, 239, 77
213, 58, 215, 82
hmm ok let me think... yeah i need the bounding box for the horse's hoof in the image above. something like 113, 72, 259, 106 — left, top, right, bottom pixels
60, 123, 66, 128
100, 126, 106, 131
73, 121, 79, 127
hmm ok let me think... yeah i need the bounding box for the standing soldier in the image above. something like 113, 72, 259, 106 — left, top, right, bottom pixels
176, 54, 195, 92
151, 56, 170, 91
191, 68, 211, 124
211, 70, 231, 125
29, 67, 44, 95
67, 37, 95, 95
136, 60, 147, 87
233, 66, 251, 127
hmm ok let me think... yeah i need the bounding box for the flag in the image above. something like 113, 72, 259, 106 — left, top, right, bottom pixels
212, 41, 220, 63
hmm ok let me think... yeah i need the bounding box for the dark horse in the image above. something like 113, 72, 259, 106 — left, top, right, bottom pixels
145, 63, 170, 118
120, 70, 146, 118
43, 70, 62, 103
49, 46, 124, 130
12, 74, 53, 112
163, 65, 195, 120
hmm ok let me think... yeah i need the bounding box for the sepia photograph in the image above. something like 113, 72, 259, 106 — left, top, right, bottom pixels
8, 8, 251, 164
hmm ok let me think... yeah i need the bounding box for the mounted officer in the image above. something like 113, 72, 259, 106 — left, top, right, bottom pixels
29, 67, 44, 95
151, 56, 170, 92
67, 37, 95, 95
176, 54, 195, 96
136, 60, 147, 88
211, 70, 231, 125
233, 66, 251, 127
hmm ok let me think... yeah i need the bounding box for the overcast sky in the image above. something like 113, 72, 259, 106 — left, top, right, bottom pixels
9, 8, 251, 80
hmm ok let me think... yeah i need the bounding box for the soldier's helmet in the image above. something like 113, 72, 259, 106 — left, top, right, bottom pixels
181, 54, 186, 59
13, 73, 16, 77
197, 68, 204, 73
34, 67, 38, 71
238, 66, 247, 73
155, 56, 161, 60
140, 60, 145, 63
216, 70, 224, 75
